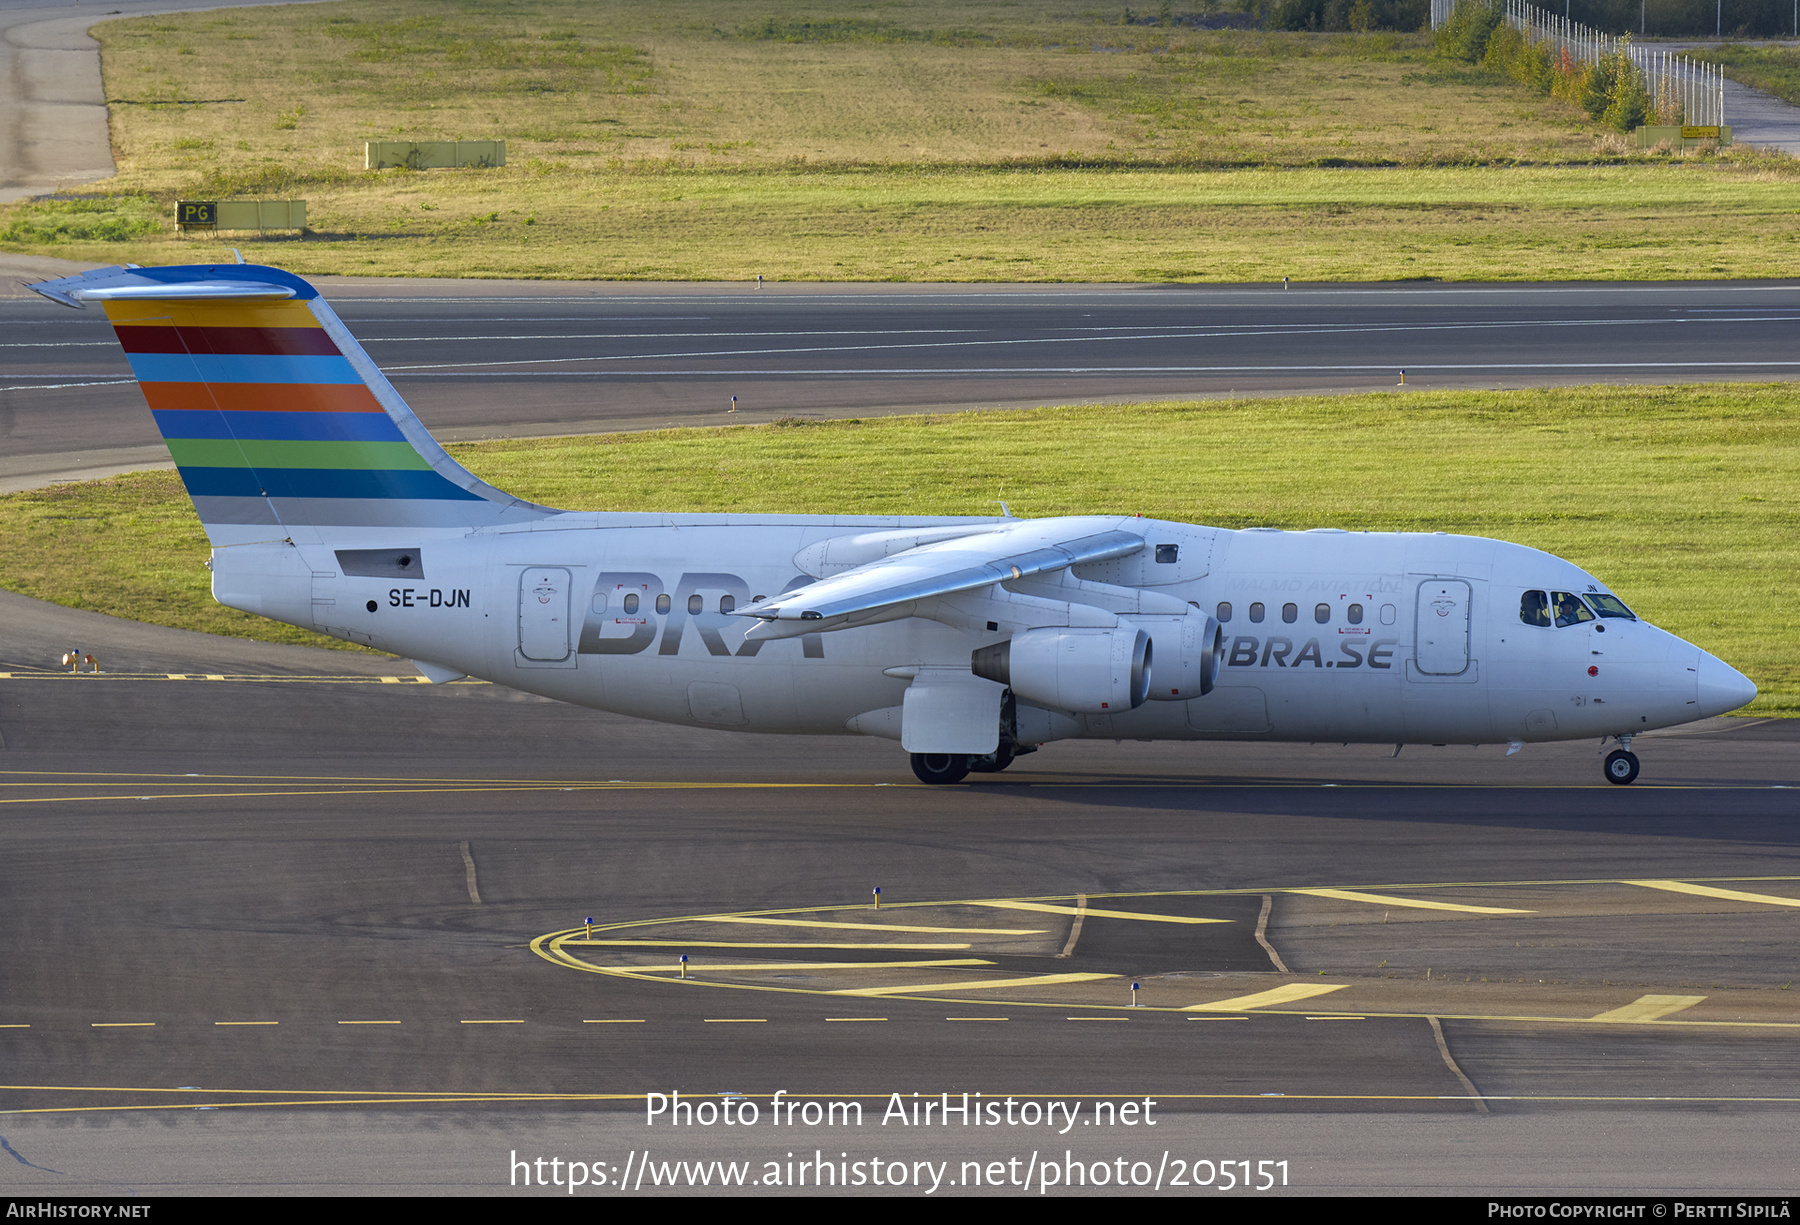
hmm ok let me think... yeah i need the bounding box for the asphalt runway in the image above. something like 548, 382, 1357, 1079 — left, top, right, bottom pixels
2, 590, 1799, 1196
7, 276, 1800, 490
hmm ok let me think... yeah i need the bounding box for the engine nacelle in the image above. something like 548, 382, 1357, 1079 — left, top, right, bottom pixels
1134, 614, 1222, 700
972, 626, 1151, 713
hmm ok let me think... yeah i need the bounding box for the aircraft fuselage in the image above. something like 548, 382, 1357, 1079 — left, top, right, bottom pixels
224, 513, 1737, 750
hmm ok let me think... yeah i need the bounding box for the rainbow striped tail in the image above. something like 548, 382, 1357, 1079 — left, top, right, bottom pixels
31, 263, 554, 546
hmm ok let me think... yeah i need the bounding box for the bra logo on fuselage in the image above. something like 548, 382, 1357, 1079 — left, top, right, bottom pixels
578, 571, 824, 659
1225, 635, 1398, 670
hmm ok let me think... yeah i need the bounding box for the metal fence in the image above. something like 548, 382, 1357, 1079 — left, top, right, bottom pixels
1429, 0, 1726, 125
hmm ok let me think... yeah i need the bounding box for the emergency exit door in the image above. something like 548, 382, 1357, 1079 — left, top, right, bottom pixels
1414, 579, 1470, 675
518, 567, 572, 661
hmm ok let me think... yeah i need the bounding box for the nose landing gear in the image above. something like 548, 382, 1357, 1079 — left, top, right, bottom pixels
1603, 734, 1640, 785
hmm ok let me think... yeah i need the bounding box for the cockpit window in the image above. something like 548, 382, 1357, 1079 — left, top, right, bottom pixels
1520, 590, 1550, 628
1585, 593, 1637, 620
1551, 591, 1595, 628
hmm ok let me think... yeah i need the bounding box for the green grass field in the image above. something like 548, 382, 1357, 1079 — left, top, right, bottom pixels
1, 385, 1792, 713
2, 0, 1797, 280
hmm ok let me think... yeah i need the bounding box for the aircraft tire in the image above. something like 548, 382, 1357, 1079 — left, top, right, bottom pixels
911, 753, 971, 785
1603, 749, 1640, 785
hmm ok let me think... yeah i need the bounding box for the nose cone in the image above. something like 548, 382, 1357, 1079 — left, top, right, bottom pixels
1696, 650, 1757, 717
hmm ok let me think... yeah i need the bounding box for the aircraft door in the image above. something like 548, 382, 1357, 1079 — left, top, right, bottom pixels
518, 567, 573, 662
1414, 579, 1471, 675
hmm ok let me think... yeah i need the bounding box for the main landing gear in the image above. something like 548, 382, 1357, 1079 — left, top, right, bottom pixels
910, 691, 1040, 784
910, 753, 971, 785
1603, 734, 1640, 785
967, 740, 1015, 774
911, 739, 1035, 785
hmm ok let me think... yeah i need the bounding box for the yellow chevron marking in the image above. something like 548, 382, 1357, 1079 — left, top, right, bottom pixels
1627, 880, 1800, 908
1290, 888, 1531, 914
1187, 984, 1351, 1012
1590, 995, 1707, 1023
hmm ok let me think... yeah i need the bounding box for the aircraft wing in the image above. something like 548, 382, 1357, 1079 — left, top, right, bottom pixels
734, 517, 1143, 637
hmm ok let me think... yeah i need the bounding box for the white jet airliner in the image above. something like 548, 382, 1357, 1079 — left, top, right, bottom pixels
32, 263, 1757, 784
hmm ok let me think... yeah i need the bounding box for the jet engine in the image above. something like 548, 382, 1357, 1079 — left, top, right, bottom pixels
971, 626, 1152, 712
1136, 614, 1223, 700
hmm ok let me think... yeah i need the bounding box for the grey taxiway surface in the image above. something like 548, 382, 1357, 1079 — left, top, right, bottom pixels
3, 583, 1799, 1195
5, 276, 1800, 1195
8, 273, 1800, 491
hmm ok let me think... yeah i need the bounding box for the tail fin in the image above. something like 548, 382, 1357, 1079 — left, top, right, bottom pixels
31, 263, 554, 545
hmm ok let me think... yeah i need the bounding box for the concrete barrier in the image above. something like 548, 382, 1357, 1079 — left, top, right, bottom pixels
366, 140, 505, 170
176, 200, 306, 232
1633, 124, 1732, 149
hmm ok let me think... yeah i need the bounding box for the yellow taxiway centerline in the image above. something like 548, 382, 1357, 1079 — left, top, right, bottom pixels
570, 940, 974, 950
832, 972, 1114, 997
603, 958, 993, 973
702, 916, 1044, 935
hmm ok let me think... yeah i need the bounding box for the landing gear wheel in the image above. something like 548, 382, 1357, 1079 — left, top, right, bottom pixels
966, 741, 1016, 774
1604, 749, 1640, 785
910, 753, 971, 785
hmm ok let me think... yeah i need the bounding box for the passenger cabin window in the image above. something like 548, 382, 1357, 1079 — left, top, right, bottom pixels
1520, 590, 1551, 628
1380, 604, 1396, 625
1551, 591, 1595, 628
1281, 602, 1298, 624
1249, 602, 1265, 623
1314, 603, 1330, 624
688, 594, 704, 615
623, 593, 639, 615
591, 593, 608, 614
1586, 593, 1637, 620
655, 593, 672, 615
1155, 544, 1179, 563
1216, 601, 1232, 623
720, 595, 736, 614
1347, 603, 1363, 625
